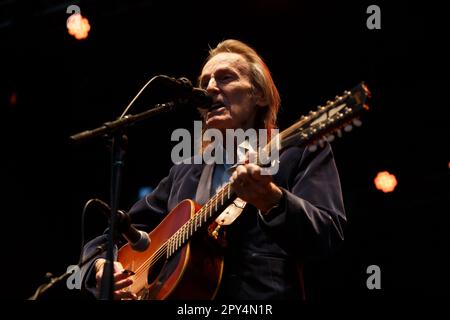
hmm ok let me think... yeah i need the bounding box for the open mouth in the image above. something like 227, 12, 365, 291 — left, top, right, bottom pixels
208, 103, 226, 115
197, 102, 225, 118
209, 102, 225, 111
206, 104, 227, 122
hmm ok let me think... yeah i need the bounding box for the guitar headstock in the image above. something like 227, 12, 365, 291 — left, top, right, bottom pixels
280, 82, 371, 151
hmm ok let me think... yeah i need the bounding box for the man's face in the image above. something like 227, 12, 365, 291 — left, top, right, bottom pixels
199, 52, 263, 131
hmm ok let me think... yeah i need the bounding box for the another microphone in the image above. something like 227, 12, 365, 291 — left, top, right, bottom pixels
94, 199, 150, 252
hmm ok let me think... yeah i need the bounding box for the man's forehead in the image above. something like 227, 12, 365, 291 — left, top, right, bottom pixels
201, 52, 249, 76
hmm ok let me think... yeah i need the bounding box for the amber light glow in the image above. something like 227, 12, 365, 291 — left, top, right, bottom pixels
374, 171, 398, 193
67, 13, 91, 40
10, 91, 17, 107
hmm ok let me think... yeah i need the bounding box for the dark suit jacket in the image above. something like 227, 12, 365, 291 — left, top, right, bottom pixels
81, 142, 346, 300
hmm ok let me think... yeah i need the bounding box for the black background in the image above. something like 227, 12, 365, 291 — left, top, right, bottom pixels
2, 0, 448, 303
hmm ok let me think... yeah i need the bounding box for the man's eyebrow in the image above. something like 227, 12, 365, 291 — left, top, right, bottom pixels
215, 66, 238, 75
202, 67, 237, 79
199, 66, 239, 86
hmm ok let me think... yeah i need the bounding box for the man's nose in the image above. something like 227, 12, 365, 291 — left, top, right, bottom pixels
206, 77, 220, 94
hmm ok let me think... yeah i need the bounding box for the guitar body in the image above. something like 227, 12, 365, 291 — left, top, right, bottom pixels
117, 199, 224, 300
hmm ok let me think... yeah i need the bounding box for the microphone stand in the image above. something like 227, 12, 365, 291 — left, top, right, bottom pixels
70, 98, 189, 300
28, 244, 107, 300
99, 130, 126, 300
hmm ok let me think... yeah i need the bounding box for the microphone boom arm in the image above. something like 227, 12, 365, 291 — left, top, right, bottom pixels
70, 100, 179, 142
70, 74, 212, 143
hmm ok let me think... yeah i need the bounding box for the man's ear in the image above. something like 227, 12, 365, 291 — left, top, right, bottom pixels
253, 87, 267, 107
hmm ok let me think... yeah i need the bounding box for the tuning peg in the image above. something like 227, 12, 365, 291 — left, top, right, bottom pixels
352, 118, 362, 127
326, 134, 335, 142
308, 144, 318, 152
344, 124, 353, 132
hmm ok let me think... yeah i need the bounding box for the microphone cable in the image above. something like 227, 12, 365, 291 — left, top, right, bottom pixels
78, 198, 110, 265
118, 75, 162, 119
118, 74, 193, 119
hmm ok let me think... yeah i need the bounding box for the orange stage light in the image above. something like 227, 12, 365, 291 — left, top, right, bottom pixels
374, 171, 397, 193
67, 13, 91, 40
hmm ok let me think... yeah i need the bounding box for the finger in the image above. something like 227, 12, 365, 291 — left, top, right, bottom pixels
246, 178, 270, 196
235, 166, 250, 186
94, 259, 106, 283
230, 170, 238, 183
95, 269, 103, 284
230, 175, 242, 190
241, 171, 273, 193
113, 261, 125, 273
96, 271, 132, 291
114, 290, 138, 300
235, 165, 247, 177
96, 260, 124, 281
96, 275, 133, 298
113, 271, 133, 283
246, 163, 261, 177
230, 165, 245, 188
246, 164, 272, 183
230, 174, 247, 194
114, 278, 133, 291
95, 258, 106, 272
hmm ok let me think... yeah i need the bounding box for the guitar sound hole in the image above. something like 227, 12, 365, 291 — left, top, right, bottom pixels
147, 255, 166, 285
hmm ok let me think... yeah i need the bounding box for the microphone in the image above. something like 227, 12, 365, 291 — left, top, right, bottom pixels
156, 75, 213, 110
94, 199, 150, 252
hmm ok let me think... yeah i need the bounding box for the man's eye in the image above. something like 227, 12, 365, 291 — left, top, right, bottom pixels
220, 75, 233, 82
